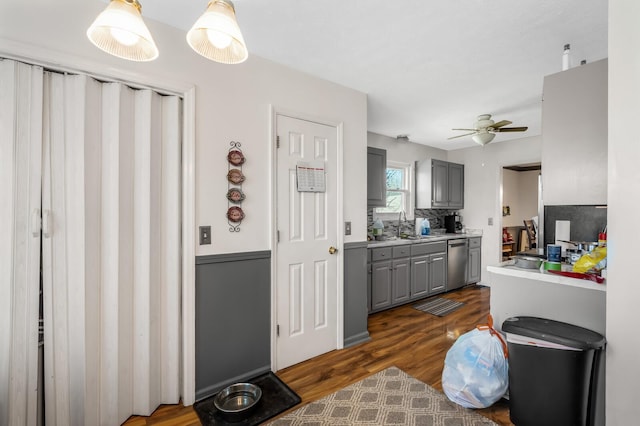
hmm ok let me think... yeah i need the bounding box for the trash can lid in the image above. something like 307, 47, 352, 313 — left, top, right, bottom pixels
502, 316, 606, 350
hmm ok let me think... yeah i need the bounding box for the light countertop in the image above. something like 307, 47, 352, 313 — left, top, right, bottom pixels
487, 263, 606, 292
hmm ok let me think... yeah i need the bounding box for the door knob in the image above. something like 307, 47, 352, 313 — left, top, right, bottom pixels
329, 246, 337, 254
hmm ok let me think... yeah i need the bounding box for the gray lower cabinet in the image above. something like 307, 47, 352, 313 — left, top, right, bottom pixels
370, 259, 392, 311
369, 241, 447, 313
467, 237, 482, 284
391, 258, 411, 304
410, 256, 429, 299
429, 253, 447, 293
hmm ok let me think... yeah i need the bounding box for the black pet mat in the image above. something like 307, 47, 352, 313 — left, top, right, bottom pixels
194, 371, 301, 425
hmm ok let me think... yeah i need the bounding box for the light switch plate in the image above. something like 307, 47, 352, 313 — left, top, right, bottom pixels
345, 221, 352, 235
488, 217, 494, 226
199, 226, 211, 245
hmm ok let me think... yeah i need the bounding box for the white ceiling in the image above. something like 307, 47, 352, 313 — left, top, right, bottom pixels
135, 0, 608, 150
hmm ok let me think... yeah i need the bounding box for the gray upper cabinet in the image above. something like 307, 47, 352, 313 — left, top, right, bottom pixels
367, 147, 387, 207
416, 159, 464, 209
447, 162, 464, 209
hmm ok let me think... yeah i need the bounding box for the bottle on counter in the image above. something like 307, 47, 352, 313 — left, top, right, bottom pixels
420, 218, 431, 236
372, 219, 384, 239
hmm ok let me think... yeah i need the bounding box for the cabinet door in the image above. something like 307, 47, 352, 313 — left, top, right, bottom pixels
391, 258, 411, 305
448, 162, 464, 209
370, 260, 392, 311
410, 255, 429, 299
367, 147, 387, 207
467, 247, 481, 284
431, 159, 449, 208
429, 253, 447, 294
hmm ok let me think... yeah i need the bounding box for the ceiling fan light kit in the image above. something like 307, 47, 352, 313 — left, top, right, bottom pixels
471, 131, 496, 146
448, 114, 528, 146
87, 0, 248, 64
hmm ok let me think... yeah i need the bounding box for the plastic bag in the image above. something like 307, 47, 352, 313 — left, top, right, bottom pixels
442, 315, 509, 408
573, 246, 607, 273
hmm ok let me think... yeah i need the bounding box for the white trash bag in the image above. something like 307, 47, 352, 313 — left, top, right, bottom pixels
442, 314, 509, 408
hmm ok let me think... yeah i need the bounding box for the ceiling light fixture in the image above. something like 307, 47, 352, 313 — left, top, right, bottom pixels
471, 131, 496, 146
87, 0, 248, 65
87, 0, 159, 62
187, 0, 248, 64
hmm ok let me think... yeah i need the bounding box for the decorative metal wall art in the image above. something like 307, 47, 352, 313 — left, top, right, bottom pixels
227, 141, 245, 232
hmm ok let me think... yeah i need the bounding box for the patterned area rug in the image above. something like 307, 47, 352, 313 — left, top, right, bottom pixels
413, 297, 464, 317
266, 367, 497, 425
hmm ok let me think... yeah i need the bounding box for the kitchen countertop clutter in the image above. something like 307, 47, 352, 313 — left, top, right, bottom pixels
367, 230, 483, 248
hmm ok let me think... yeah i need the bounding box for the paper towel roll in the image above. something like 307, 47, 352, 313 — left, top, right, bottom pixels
555, 220, 571, 253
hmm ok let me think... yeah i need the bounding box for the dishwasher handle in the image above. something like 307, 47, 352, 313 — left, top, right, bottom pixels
448, 241, 468, 248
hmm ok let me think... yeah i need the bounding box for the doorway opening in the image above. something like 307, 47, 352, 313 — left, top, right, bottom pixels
500, 163, 541, 260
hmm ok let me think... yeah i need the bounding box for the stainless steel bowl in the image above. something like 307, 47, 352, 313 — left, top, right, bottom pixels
214, 383, 262, 420
512, 256, 543, 270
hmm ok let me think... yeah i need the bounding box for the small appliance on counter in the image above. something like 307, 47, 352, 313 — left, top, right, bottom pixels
445, 214, 464, 234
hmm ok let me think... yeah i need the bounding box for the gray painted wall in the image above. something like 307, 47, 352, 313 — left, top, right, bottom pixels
195, 251, 271, 400
343, 242, 370, 347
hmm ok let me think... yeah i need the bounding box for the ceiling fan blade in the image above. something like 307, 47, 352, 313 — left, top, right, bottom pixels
491, 120, 512, 128
447, 132, 477, 140
493, 126, 528, 132
451, 128, 477, 132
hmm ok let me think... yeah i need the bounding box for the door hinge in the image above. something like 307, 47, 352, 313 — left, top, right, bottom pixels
276, 135, 280, 148
277, 230, 280, 242
277, 324, 280, 337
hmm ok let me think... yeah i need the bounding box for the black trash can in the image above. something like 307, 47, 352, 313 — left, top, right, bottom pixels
502, 316, 606, 426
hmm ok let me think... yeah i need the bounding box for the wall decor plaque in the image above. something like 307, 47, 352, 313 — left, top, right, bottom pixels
227, 141, 245, 232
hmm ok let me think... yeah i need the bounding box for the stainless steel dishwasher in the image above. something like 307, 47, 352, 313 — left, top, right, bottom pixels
447, 239, 468, 291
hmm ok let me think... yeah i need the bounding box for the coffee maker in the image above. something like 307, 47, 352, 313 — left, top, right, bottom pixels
445, 214, 463, 233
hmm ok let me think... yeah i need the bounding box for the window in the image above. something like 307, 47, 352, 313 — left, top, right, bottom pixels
374, 161, 414, 220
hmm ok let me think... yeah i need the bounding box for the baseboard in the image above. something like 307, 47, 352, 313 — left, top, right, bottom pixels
343, 331, 371, 348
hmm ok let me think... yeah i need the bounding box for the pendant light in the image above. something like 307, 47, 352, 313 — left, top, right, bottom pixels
87, 0, 159, 62
187, 0, 249, 64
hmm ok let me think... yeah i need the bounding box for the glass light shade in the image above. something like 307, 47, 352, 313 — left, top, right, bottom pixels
472, 131, 496, 146
87, 0, 159, 62
187, 0, 248, 64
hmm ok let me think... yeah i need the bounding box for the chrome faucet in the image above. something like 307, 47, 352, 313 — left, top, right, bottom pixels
397, 210, 407, 237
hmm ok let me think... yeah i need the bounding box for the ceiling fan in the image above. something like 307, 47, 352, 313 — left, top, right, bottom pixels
448, 114, 528, 145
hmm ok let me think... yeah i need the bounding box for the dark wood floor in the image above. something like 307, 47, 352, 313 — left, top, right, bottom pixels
125, 285, 513, 425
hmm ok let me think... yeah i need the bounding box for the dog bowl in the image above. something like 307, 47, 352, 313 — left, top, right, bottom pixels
214, 383, 262, 421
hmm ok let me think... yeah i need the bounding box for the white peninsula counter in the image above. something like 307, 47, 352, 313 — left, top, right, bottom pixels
486, 264, 606, 335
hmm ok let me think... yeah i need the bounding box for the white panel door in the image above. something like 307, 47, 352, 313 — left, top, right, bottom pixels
275, 114, 339, 370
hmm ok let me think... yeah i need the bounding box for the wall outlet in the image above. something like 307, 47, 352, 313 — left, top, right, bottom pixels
199, 226, 211, 245
345, 221, 352, 235
488, 217, 494, 226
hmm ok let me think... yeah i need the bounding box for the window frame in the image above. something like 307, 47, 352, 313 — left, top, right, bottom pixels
373, 160, 415, 221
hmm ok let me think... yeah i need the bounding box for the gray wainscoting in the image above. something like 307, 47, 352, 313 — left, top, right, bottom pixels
195, 251, 271, 401
343, 241, 370, 348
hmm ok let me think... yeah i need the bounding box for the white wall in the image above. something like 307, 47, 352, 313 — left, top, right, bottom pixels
447, 136, 542, 277
542, 59, 608, 205
0, 0, 368, 256
502, 169, 539, 228
607, 1, 640, 424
